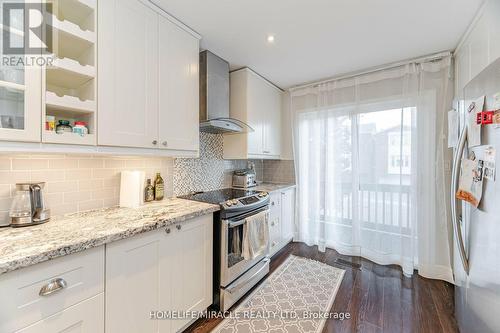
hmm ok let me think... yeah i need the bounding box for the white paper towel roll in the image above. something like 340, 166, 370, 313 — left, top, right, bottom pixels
120, 171, 146, 208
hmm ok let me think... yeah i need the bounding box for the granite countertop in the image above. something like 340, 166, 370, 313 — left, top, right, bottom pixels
252, 183, 296, 193
0, 198, 219, 275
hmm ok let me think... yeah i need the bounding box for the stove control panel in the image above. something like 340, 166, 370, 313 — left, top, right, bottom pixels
223, 192, 269, 208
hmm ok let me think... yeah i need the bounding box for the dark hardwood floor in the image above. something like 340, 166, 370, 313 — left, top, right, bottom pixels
185, 242, 458, 333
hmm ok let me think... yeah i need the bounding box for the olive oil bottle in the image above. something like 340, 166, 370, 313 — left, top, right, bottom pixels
154, 173, 164, 201
144, 179, 154, 202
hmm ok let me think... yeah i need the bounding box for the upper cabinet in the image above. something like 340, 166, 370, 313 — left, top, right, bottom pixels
0, 0, 200, 155
455, 0, 500, 96
98, 0, 200, 152
223, 68, 282, 159
43, 0, 97, 146
98, 0, 159, 148
0, 63, 41, 143
158, 18, 199, 152
0, 4, 42, 142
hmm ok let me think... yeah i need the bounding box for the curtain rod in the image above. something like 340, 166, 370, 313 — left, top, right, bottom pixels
289, 50, 452, 92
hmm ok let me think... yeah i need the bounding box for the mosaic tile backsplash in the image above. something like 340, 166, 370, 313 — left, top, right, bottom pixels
173, 133, 262, 196
173, 133, 295, 196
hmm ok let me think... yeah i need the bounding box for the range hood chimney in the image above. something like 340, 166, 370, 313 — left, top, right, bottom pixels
199, 50, 252, 134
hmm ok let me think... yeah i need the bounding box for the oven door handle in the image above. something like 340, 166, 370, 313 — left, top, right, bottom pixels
226, 258, 270, 294
228, 219, 247, 228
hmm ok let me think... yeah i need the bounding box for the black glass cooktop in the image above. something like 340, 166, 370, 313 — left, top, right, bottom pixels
179, 188, 261, 205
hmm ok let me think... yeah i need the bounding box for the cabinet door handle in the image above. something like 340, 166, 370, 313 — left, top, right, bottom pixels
162, 141, 168, 147
165, 228, 171, 234
152, 140, 158, 145
271, 201, 275, 206
263, 150, 271, 154
176, 224, 182, 230
39, 278, 67, 296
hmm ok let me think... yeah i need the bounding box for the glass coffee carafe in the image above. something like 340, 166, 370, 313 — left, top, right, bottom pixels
9, 182, 50, 227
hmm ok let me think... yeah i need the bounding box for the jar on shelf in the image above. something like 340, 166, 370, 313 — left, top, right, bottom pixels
55, 120, 72, 134
45, 116, 55, 131
73, 121, 88, 136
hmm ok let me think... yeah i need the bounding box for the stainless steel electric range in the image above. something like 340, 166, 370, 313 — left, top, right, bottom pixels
180, 188, 270, 311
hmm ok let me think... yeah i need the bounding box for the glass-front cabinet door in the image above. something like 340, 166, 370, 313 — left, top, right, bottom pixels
0, 2, 42, 142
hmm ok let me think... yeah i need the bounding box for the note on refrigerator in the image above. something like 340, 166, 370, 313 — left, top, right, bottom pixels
448, 109, 458, 148
484, 146, 496, 181
456, 158, 483, 208
467, 96, 485, 148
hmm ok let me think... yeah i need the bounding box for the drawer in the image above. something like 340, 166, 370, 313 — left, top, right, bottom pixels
0, 246, 105, 333
16, 293, 104, 333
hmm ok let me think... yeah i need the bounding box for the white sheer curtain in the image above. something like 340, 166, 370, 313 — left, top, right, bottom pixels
291, 57, 454, 282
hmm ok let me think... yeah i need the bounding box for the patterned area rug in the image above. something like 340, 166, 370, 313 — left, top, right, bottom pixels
213, 255, 345, 333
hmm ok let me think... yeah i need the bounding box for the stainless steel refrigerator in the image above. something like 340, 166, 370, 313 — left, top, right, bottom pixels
452, 57, 500, 333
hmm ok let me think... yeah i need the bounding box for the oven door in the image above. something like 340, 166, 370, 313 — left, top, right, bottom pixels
220, 207, 269, 287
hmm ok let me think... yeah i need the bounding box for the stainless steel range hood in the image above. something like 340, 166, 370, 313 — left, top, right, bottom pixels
199, 50, 253, 134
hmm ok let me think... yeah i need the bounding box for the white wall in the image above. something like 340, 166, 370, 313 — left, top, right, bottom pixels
280, 91, 294, 160
454, 0, 500, 97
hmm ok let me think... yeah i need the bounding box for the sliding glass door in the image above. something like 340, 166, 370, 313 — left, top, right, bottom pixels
297, 103, 416, 265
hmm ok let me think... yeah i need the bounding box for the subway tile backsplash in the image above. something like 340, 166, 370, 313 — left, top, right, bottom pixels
0, 154, 173, 225
0, 134, 295, 225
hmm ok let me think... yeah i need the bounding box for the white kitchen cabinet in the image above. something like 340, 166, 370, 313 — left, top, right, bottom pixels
0, 246, 104, 333
454, 0, 500, 96
269, 187, 296, 256
280, 187, 295, 241
224, 68, 282, 159
0, 44, 42, 142
105, 227, 171, 333
269, 192, 282, 250
16, 294, 104, 333
99, 0, 200, 152
170, 217, 213, 332
98, 0, 159, 148
159, 17, 200, 152
105, 214, 213, 333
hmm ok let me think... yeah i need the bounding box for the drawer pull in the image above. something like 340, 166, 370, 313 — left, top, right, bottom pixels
39, 278, 67, 296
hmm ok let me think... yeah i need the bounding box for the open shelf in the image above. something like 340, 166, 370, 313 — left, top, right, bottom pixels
56, 0, 96, 31
43, 0, 97, 148
47, 58, 94, 88
50, 16, 95, 56
43, 130, 95, 146
46, 91, 95, 114
52, 57, 95, 77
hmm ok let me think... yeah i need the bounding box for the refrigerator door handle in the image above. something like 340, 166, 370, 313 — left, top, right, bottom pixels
451, 125, 470, 274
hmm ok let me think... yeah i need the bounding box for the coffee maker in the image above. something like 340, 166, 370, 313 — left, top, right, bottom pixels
9, 182, 50, 227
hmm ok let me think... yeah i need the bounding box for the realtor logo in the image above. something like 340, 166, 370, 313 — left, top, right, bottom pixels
2, 2, 53, 55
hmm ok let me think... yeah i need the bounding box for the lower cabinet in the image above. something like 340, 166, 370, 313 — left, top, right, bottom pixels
269, 187, 296, 256
0, 246, 104, 333
105, 214, 213, 333
16, 294, 104, 333
280, 187, 296, 242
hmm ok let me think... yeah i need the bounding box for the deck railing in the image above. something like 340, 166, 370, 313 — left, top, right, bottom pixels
334, 183, 412, 235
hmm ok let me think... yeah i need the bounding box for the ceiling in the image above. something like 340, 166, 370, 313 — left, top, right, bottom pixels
155, 0, 483, 89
